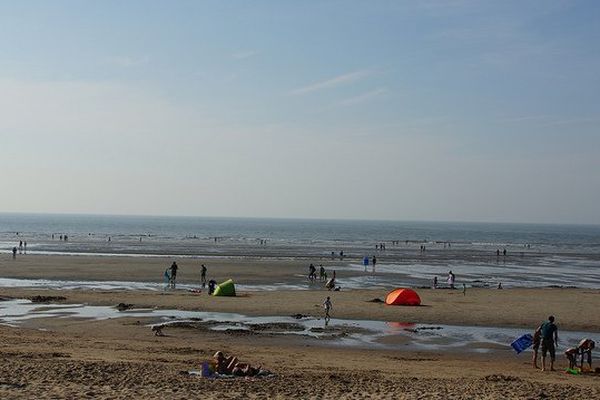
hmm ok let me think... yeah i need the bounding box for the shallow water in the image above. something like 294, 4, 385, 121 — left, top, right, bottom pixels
1, 299, 597, 354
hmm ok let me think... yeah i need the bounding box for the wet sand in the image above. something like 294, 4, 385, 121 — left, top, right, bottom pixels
1, 254, 600, 398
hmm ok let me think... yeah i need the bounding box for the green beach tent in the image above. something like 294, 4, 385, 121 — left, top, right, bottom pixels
213, 279, 236, 296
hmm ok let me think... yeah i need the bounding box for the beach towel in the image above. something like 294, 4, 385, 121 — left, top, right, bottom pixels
510, 334, 533, 354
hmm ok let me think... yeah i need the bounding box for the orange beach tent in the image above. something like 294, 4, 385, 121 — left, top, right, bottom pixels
385, 288, 421, 306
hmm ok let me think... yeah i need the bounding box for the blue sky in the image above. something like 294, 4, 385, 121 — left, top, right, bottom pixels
0, 1, 599, 223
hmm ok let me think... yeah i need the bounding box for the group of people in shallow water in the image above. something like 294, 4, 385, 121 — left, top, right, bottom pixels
531, 315, 595, 372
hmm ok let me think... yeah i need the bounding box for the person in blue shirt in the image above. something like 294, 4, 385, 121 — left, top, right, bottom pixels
540, 315, 559, 371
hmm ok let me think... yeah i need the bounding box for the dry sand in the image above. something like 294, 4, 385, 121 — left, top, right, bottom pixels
1, 253, 600, 399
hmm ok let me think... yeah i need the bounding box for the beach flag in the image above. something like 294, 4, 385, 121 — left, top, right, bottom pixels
510, 334, 533, 354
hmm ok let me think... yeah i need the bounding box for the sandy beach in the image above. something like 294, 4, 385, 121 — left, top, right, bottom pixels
1, 254, 600, 399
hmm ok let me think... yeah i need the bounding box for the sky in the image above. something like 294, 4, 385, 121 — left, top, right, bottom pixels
0, 0, 599, 224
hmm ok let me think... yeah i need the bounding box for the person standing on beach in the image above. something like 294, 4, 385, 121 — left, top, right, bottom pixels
532, 325, 542, 368
447, 270, 455, 289
12, 246, 17, 259
319, 265, 326, 282
201, 264, 207, 288
540, 315, 558, 371
169, 262, 179, 289
323, 296, 332, 321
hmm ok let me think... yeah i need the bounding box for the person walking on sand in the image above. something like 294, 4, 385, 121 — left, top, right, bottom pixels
323, 296, 332, 321
447, 270, 455, 289
532, 325, 542, 368
169, 262, 179, 289
540, 315, 558, 371
308, 263, 316, 282
163, 268, 171, 290
201, 264, 207, 288
319, 265, 325, 282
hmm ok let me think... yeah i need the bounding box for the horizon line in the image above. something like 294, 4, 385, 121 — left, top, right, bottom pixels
0, 211, 598, 227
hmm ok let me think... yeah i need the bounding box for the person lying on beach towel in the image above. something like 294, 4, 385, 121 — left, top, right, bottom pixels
213, 351, 262, 377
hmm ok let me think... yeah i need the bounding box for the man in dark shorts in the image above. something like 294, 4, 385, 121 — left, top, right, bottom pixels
540, 315, 558, 371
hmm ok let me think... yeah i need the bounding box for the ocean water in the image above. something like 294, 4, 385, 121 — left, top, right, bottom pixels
1, 213, 599, 289
1, 213, 599, 255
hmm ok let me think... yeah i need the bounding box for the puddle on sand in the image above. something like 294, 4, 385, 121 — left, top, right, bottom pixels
1, 299, 598, 353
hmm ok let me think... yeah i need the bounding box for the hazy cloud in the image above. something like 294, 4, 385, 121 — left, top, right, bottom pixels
290, 70, 371, 95
106, 56, 148, 68
338, 88, 387, 106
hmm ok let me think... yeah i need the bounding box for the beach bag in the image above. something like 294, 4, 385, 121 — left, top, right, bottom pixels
511, 334, 533, 354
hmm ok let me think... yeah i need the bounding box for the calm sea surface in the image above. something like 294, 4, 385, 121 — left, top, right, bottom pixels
1, 213, 599, 255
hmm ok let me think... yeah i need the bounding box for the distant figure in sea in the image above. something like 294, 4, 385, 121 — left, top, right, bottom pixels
363, 256, 369, 271
339, 250, 344, 259
52, 234, 54, 239
496, 249, 500, 257
319, 265, 326, 282
372, 255, 377, 272
323, 296, 332, 322
540, 315, 558, 372
432, 276, 438, 289
503, 248, 507, 256
12, 246, 17, 258
19, 241, 23, 254
497, 282, 503, 289
64, 235, 68, 241
331, 251, 335, 259
108, 236, 111, 242
462, 283, 466, 296
447, 270, 455, 289
60, 235, 63, 241
201, 264, 207, 288
24, 241, 27, 254
169, 262, 179, 289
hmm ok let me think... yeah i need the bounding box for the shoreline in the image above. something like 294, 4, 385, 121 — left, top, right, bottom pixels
2, 287, 599, 332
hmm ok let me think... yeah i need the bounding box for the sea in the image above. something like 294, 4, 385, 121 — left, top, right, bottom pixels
1, 213, 600, 289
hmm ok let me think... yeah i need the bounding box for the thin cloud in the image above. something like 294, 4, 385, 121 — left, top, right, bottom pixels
106, 56, 148, 68
232, 50, 258, 60
338, 88, 387, 106
290, 70, 371, 95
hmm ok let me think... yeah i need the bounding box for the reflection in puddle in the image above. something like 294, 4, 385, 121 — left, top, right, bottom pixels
1, 299, 598, 353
